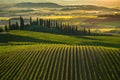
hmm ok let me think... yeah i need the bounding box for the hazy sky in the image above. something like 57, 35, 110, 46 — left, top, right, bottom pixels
1, 0, 120, 7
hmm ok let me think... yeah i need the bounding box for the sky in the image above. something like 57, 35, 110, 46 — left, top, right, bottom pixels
1, 0, 120, 7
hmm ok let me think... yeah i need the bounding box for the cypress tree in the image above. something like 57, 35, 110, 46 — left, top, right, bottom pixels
84, 28, 86, 35
52, 20, 55, 27
37, 17, 39, 25
75, 26, 78, 31
88, 28, 91, 35
20, 16, 24, 30
42, 19, 44, 27
55, 20, 58, 28
39, 19, 43, 26
16, 22, 19, 29
5, 25, 8, 32
71, 26, 74, 34
30, 16, 32, 26
59, 21, 62, 30
9, 19, 11, 30
47, 19, 50, 28
43, 20, 46, 27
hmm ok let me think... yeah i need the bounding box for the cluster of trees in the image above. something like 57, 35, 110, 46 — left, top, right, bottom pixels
9, 16, 25, 30
83, 28, 91, 35
2, 16, 91, 35
0, 28, 4, 32
29, 17, 78, 34
0, 25, 8, 32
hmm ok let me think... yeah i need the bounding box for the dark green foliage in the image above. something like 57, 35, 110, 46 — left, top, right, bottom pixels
0, 28, 4, 32
83, 28, 87, 35
9, 21, 19, 30
39, 19, 44, 26
5, 25, 8, 32
30, 16, 32, 26
88, 28, 91, 35
46, 19, 51, 28
9, 19, 11, 28
37, 17, 39, 25
26, 24, 30, 27
20, 16, 24, 30
16, 22, 19, 29
7, 16, 92, 35
28, 17, 79, 35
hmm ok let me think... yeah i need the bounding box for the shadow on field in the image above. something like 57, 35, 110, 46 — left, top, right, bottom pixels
0, 32, 119, 48
74, 36, 101, 40
77, 41, 120, 48
25, 26, 63, 35
0, 33, 66, 45
94, 42, 120, 48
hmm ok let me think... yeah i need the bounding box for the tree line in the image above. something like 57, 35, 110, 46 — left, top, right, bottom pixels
1, 16, 91, 35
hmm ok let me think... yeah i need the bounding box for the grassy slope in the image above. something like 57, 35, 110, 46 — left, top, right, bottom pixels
0, 30, 119, 48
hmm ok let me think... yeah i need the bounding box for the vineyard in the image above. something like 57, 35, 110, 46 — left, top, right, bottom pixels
0, 2, 120, 80
0, 44, 120, 80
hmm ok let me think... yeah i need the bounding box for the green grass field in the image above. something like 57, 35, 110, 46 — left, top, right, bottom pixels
0, 30, 120, 48
0, 30, 120, 80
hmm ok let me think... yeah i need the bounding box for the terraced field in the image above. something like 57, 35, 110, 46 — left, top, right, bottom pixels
0, 44, 119, 80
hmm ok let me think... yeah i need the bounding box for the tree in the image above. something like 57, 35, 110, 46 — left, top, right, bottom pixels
9, 19, 11, 27
83, 28, 87, 35
16, 22, 19, 29
39, 19, 43, 26
5, 25, 8, 32
30, 16, 32, 26
8, 19, 12, 30
75, 26, 78, 34
47, 19, 51, 28
88, 28, 91, 35
37, 17, 39, 25
0, 28, 3, 32
20, 16, 24, 30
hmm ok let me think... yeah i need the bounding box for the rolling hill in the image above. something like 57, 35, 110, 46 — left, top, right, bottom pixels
61, 5, 120, 11
14, 2, 62, 8
14, 2, 120, 11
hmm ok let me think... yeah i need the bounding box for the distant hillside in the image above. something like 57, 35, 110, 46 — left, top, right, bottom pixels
14, 2, 120, 11
61, 5, 120, 11
14, 2, 62, 8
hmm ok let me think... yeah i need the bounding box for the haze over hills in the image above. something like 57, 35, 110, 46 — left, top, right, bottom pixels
14, 2, 120, 11
61, 5, 120, 11
0, 2, 119, 11
1, 0, 120, 7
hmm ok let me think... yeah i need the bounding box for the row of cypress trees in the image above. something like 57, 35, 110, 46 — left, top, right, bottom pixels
30, 17, 79, 35
7, 16, 90, 35
9, 16, 24, 30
